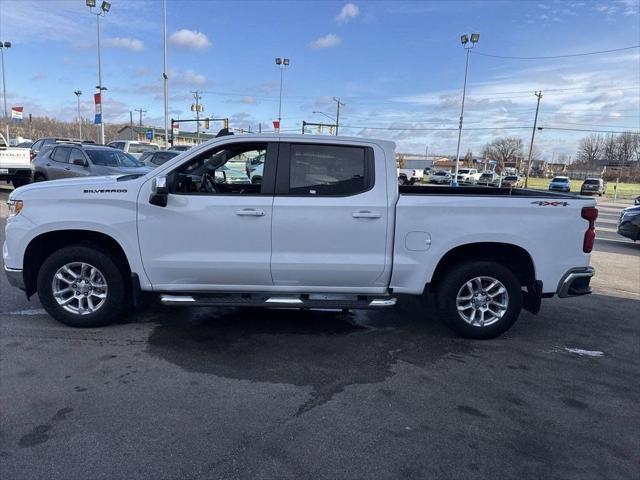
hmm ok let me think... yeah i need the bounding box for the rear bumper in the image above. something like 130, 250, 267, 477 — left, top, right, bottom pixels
4, 266, 25, 290
556, 267, 595, 298
0, 168, 32, 182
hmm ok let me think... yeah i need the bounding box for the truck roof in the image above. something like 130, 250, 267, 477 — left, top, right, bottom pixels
206, 133, 396, 150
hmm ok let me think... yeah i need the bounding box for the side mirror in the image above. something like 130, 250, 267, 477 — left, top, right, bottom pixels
73, 158, 88, 167
149, 175, 168, 207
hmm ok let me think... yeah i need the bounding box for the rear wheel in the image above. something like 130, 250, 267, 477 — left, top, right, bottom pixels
34, 173, 47, 182
37, 246, 128, 328
437, 261, 522, 339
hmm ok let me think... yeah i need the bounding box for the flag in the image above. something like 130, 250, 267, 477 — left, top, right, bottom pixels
11, 106, 23, 122
94, 93, 102, 124
272, 120, 280, 132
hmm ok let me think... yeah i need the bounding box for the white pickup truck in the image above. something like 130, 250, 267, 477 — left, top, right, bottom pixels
0, 133, 32, 188
4, 134, 598, 339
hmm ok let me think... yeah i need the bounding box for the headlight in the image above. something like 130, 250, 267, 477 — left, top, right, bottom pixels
7, 199, 23, 217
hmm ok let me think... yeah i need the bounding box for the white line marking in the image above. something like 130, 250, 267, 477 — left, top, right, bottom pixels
3, 308, 47, 316
565, 347, 604, 357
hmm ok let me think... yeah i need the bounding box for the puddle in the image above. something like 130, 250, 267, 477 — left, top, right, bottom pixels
146, 298, 471, 414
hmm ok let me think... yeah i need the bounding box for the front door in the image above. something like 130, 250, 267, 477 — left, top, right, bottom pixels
270, 142, 391, 291
137, 141, 277, 291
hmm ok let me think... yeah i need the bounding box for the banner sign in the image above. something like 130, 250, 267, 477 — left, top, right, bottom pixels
94, 93, 102, 124
172, 123, 179, 135
272, 120, 280, 132
11, 106, 23, 122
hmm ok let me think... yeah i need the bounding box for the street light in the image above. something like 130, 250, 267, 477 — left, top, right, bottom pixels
312, 110, 336, 123
275, 57, 290, 129
86, 0, 110, 144
452, 32, 480, 186
74, 90, 83, 139
0, 41, 11, 120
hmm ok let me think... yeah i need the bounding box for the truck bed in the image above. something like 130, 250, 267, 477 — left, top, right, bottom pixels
399, 185, 576, 198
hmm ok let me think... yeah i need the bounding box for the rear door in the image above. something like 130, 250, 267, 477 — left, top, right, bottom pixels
270, 142, 390, 291
47, 146, 71, 179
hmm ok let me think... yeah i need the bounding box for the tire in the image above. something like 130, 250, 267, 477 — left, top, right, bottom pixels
37, 245, 128, 328
437, 261, 522, 339
34, 173, 47, 182
12, 178, 30, 189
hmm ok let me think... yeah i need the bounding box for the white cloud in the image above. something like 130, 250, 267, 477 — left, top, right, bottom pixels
336, 3, 360, 23
170, 69, 207, 86
309, 33, 342, 50
169, 29, 212, 50
241, 96, 256, 104
105, 37, 144, 52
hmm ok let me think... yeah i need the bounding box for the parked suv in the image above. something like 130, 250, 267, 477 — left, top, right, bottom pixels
30, 138, 94, 161
107, 141, 159, 159
580, 178, 605, 196
33, 144, 151, 181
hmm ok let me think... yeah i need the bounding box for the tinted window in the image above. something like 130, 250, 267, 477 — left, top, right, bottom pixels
552, 177, 569, 183
32, 140, 43, 151
138, 151, 153, 163
85, 150, 143, 167
52, 147, 70, 163
504, 176, 518, 181
68, 148, 86, 164
584, 179, 600, 185
288, 144, 368, 196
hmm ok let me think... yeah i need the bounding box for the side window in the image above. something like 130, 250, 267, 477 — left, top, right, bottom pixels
51, 147, 70, 163
32, 140, 43, 151
288, 144, 370, 196
172, 142, 268, 195
152, 152, 174, 166
68, 148, 86, 165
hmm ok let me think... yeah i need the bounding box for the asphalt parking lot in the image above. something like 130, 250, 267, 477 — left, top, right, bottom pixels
1, 185, 638, 480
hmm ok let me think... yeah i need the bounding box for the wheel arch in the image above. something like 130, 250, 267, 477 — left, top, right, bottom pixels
23, 229, 132, 297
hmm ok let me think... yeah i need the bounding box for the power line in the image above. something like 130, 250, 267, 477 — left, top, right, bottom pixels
472, 45, 640, 60
337, 124, 639, 134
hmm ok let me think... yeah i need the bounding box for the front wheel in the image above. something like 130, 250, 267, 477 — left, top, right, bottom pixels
437, 261, 522, 339
37, 246, 128, 328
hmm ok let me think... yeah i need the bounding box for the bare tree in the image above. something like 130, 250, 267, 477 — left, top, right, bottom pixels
616, 132, 638, 165
577, 134, 603, 166
602, 133, 617, 165
482, 136, 523, 172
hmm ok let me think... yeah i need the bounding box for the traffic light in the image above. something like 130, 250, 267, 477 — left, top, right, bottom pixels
204, 118, 210, 129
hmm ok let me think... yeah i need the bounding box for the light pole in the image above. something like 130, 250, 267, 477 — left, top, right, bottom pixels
275, 57, 290, 129
0, 41, 10, 142
0, 41, 10, 120
333, 97, 345, 135
452, 33, 479, 186
312, 111, 337, 134
74, 90, 83, 139
86, 0, 110, 144
162, 0, 169, 148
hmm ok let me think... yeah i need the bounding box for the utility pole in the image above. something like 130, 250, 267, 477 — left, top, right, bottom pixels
129, 111, 134, 140
525, 91, 543, 188
0, 41, 11, 142
191, 90, 203, 143
135, 108, 147, 128
333, 97, 345, 135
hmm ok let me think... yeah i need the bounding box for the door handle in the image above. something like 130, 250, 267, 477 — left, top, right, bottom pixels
352, 211, 381, 219
236, 208, 265, 217
65, 167, 71, 170
46, 163, 51, 166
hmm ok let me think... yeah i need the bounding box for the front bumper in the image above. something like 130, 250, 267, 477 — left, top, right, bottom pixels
556, 267, 595, 298
4, 266, 25, 290
617, 221, 640, 241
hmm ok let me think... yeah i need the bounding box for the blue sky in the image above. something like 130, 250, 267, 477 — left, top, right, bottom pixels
0, 0, 638, 157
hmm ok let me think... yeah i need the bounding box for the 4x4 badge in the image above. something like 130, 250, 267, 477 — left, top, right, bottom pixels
531, 201, 569, 207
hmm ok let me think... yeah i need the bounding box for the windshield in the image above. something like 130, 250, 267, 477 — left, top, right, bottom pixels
552, 177, 569, 183
434, 171, 448, 176
86, 150, 144, 167
458, 169, 470, 174
480, 173, 493, 178
505, 176, 518, 181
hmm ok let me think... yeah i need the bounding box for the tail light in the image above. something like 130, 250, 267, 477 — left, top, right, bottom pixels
581, 207, 598, 253
30, 150, 36, 161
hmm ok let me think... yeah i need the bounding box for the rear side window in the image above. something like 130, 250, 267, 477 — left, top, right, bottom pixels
287, 144, 371, 196
129, 144, 158, 154
152, 151, 178, 165
52, 147, 70, 163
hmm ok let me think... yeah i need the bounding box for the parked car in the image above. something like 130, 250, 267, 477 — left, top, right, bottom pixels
502, 175, 523, 188
617, 206, 640, 241
580, 178, 606, 196
139, 150, 181, 168
398, 168, 423, 185
549, 176, 571, 193
170, 145, 192, 152
107, 140, 159, 159
245, 151, 266, 184
30, 137, 94, 161
477, 171, 500, 187
455, 168, 480, 185
17, 141, 33, 148
5, 133, 598, 340
0, 133, 32, 188
429, 170, 452, 184
32, 143, 151, 181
